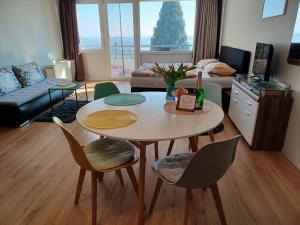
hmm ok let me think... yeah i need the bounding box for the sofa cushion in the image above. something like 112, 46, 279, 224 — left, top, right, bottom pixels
13, 62, 46, 86
0, 66, 22, 96
0, 78, 70, 107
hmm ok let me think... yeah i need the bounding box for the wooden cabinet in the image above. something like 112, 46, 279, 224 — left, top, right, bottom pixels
228, 80, 293, 151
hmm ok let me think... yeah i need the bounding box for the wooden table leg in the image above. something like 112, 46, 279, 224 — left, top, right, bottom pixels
188, 136, 198, 152
208, 130, 215, 142
138, 142, 147, 225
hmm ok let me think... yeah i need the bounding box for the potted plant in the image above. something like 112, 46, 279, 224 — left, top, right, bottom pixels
151, 63, 196, 101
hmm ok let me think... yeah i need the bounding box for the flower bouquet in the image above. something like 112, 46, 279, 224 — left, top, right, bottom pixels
151, 63, 196, 101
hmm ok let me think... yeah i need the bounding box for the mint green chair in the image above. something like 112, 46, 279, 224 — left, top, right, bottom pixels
203, 82, 222, 108
166, 82, 224, 156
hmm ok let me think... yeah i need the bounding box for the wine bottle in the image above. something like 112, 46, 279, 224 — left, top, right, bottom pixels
194, 71, 204, 110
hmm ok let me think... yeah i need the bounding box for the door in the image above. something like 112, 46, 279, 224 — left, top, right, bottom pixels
107, 1, 136, 77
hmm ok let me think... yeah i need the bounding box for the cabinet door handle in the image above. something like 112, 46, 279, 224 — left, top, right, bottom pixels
244, 110, 251, 116
233, 99, 238, 103
246, 100, 252, 106
234, 90, 239, 94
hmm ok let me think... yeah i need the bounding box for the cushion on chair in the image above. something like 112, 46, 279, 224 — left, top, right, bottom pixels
84, 138, 135, 170
13, 62, 46, 86
0, 66, 22, 96
152, 153, 194, 183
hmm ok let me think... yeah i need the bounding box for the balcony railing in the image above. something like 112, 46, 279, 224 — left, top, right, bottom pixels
109, 43, 193, 58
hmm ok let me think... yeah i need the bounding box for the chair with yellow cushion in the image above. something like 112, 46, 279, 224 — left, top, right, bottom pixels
52, 117, 139, 225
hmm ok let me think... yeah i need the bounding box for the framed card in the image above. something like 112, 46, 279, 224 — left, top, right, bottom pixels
176, 94, 196, 112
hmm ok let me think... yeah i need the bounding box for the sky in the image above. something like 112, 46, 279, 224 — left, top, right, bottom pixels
262, 0, 286, 18
76, 1, 195, 39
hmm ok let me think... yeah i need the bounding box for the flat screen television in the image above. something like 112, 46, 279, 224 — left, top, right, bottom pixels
252, 43, 274, 81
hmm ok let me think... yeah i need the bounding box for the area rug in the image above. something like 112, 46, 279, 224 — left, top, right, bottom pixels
36, 100, 90, 123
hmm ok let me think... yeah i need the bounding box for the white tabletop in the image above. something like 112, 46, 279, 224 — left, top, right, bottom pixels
76, 92, 224, 141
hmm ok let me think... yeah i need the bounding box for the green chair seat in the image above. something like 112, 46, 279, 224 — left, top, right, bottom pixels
84, 138, 135, 170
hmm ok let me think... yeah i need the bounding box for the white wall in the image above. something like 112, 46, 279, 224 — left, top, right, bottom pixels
0, 0, 63, 67
222, 0, 300, 169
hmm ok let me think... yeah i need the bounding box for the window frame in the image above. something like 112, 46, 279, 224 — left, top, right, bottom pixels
76, 1, 104, 53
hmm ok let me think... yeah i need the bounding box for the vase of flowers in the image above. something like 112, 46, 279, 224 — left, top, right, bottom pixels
151, 63, 196, 101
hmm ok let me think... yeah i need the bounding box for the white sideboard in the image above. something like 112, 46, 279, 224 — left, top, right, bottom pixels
228, 79, 293, 151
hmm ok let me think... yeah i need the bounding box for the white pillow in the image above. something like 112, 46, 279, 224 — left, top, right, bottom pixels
197, 59, 219, 69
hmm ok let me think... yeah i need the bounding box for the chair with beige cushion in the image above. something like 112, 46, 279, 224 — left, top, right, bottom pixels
52, 117, 139, 225
149, 135, 240, 225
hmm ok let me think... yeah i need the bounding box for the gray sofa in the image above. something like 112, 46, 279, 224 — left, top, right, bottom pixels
0, 62, 72, 127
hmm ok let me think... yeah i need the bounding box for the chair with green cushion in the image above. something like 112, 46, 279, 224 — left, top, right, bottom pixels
52, 117, 139, 225
149, 136, 241, 225
94, 82, 160, 159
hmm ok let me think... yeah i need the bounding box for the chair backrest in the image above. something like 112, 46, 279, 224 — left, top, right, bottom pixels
52, 117, 94, 171
94, 82, 120, 100
176, 135, 240, 188
203, 82, 222, 107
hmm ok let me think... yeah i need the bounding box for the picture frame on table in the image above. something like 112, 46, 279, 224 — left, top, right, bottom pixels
176, 94, 196, 112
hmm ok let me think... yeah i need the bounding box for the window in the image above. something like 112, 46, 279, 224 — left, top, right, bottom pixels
76, 4, 102, 51
139, 0, 196, 52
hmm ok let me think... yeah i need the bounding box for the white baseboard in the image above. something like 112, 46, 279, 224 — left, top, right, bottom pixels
282, 150, 300, 170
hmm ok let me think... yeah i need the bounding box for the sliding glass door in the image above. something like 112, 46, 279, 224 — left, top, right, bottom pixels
107, 1, 136, 77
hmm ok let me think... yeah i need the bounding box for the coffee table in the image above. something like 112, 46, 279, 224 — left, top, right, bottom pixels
48, 82, 88, 110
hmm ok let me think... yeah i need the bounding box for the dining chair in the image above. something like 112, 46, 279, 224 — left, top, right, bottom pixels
166, 82, 224, 156
52, 117, 139, 225
94, 82, 159, 159
149, 135, 241, 225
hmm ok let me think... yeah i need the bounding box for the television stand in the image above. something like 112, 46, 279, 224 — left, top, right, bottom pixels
228, 78, 293, 151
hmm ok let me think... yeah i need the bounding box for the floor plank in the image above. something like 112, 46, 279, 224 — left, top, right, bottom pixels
0, 81, 299, 225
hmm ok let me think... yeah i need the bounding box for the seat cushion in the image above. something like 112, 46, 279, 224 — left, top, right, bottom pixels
0, 66, 22, 96
0, 78, 70, 107
13, 62, 46, 86
152, 153, 194, 183
84, 138, 135, 170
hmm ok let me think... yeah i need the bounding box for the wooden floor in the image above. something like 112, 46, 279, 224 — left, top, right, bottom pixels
0, 81, 300, 225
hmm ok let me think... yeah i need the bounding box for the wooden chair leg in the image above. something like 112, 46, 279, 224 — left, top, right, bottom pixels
183, 189, 191, 225
126, 166, 139, 197
210, 184, 227, 225
166, 139, 175, 156
74, 167, 86, 205
91, 172, 98, 225
208, 130, 215, 142
97, 172, 104, 183
188, 136, 198, 152
116, 170, 124, 186
154, 142, 159, 159
149, 178, 163, 214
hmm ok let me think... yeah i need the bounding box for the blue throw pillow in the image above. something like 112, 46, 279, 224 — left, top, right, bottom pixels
0, 66, 22, 97
13, 62, 45, 86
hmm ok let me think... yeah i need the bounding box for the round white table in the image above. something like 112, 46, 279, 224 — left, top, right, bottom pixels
76, 92, 224, 225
